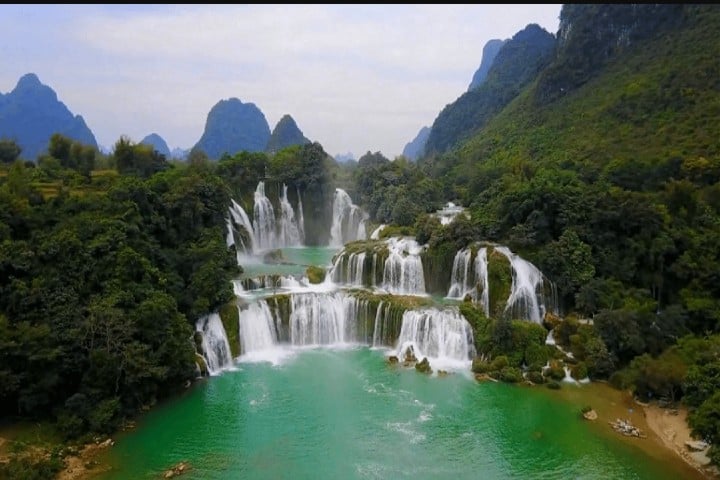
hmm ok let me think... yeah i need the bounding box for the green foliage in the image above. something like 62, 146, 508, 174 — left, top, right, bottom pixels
487, 249, 511, 318
219, 302, 240, 358
113, 136, 169, 178
354, 152, 441, 227
0, 138, 23, 163
306, 265, 326, 284
0, 146, 238, 438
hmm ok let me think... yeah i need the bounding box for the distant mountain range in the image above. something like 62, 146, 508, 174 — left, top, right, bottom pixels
0, 73, 317, 162
0, 73, 97, 160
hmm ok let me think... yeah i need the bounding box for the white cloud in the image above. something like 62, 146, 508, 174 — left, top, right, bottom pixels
0, 4, 561, 157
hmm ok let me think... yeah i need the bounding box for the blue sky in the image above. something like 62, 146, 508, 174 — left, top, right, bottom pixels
0, 4, 562, 158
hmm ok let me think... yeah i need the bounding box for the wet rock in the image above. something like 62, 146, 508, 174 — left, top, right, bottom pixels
685, 440, 709, 452
415, 357, 432, 374
583, 409, 598, 421
387, 355, 399, 364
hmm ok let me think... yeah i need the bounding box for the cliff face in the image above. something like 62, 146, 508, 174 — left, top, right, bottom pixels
535, 4, 685, 103
424, 24, 556, 155
467, 39, 507, 92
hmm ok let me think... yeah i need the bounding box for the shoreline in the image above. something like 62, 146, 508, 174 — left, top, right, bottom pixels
642, 401, 718, 479
5, 378, 718, 480
540, 380, 718, 479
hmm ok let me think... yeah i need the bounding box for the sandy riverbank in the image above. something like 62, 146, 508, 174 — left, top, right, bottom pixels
643, 402, 718, 479
544, 380, 718, 479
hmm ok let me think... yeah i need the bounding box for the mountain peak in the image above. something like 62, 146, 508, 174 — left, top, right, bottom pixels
267, 114, 310, 153
16, 73, 42, 89
0, 73, 97, 160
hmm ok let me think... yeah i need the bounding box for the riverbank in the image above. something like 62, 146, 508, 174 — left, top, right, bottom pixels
539, 380, 718, 479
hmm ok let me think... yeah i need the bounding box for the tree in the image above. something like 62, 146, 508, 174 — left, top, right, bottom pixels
0, 138, 22, 164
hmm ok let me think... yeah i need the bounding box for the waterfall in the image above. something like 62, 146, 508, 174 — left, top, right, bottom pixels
238, 301, 280, 354
228, 199, 256, 256
371, 301, 400, 348
196, 313, 234, 375
330, 251, 368, 286
279, 183, 303, 247
476, 248, 489, 317
330, 188, 367, 246
447, 248, 472, 299
495, 246, 549, 323
296, 186, 305, 244
253, 181, 277, 250
370, 224, 386, 240
395, 307, 476, 365
382, 237, 425, 295
289, 292, 362, 346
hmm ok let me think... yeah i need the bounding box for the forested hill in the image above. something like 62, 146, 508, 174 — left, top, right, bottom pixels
423, 24, 556, 156
416, 4, 720, 463
0, 137, 337, 458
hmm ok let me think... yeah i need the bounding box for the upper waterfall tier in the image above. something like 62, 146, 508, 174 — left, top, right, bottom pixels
329, 237, 426, 295
226, 181, 306, 256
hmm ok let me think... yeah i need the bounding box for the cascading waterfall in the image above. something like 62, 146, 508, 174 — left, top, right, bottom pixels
382, 237, 425, 295
296, 186, 305, 243
395, 307, 476, 365
447, 248, 472, 299
253, 181, 277, 251
370, 224, 386, 240
330, 188, 367, 246
495, 246, 552, 323
289, 292, 368, 346
279, 183, 303, 247
372, 301, 400, 348
330, 251, 367, 286
195, 313, 234, 375
476, 248, 489, 317
227, 199, 256, 256
446, 247, 489, 317
238, 301, 280, 354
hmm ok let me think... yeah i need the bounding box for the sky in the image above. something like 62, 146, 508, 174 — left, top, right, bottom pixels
0, 4, 562, 159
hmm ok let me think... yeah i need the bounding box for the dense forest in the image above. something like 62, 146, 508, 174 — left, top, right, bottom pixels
1, 3, 720, 477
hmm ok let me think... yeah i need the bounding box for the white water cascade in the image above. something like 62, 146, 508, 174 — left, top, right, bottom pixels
195, 313, 234, 375
395, 307, 476, 367
253, 181, 277, 251
330, 188, 367, 246
279, 183, 304, 247
330, 251, 367, 286
227, 199, 256, 259
238, 301, 280, 355
446, 247, 489, 317
370, 224, 386, 240
382, 237, 426, 295
296, 186, 305, 243
495, 246, 554, 323
289, 292, 372, 346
